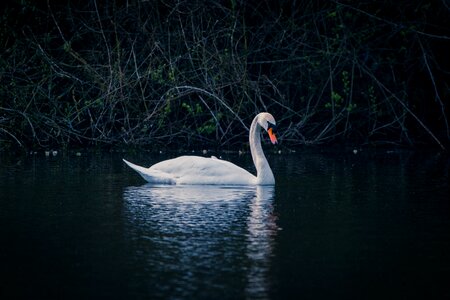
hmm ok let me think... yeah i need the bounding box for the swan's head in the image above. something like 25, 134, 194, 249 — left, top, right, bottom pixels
258, 112, 278, 144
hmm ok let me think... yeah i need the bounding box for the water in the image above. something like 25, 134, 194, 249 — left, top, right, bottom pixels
0, 149, 449, 299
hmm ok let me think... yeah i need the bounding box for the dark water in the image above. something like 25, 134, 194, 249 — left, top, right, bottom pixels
0, 149, 449, 299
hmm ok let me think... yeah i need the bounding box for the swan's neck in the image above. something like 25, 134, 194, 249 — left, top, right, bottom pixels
249, 116, 275, 185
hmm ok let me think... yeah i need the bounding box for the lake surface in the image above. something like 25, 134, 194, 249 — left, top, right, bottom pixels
0, 149, 449, 299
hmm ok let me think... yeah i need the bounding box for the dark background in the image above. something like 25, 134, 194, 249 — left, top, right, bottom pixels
0, 0, 449, 151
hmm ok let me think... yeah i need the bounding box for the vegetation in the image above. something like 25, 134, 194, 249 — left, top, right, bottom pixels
0, 1, 449, 151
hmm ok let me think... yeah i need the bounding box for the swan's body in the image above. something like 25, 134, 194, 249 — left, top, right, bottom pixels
123, 112, 278, 185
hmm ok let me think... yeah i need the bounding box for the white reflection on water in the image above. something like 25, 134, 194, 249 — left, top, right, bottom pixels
245, 186, 277, 299
123, 184, 277, 299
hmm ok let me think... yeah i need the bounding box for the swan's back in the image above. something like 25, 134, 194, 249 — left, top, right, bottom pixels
150, 156, 256, 185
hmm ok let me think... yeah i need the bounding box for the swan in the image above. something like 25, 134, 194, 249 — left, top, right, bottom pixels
123, 112, 278, 185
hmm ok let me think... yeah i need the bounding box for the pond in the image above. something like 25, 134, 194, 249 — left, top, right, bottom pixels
0, 149, 449, 299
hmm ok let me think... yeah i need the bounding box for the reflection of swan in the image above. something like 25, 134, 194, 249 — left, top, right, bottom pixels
122, 184, 277, 299
123, 112, 278, 185
246, 186, 277, 299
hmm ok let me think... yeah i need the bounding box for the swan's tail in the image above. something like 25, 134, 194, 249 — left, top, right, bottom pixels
123, 159, 175, 184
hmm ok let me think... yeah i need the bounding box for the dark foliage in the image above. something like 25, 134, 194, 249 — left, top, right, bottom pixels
0, 0, 449, 151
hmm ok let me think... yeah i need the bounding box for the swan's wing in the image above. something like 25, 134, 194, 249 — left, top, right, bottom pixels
150, 156, 256, 185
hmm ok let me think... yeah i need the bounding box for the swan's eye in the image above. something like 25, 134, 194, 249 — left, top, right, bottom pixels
267, 122, 277, 132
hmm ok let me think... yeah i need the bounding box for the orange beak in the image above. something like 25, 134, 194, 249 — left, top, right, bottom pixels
268, 127, 278, 144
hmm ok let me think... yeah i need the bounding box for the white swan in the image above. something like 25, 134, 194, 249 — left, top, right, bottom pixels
123, 112, 278, 185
